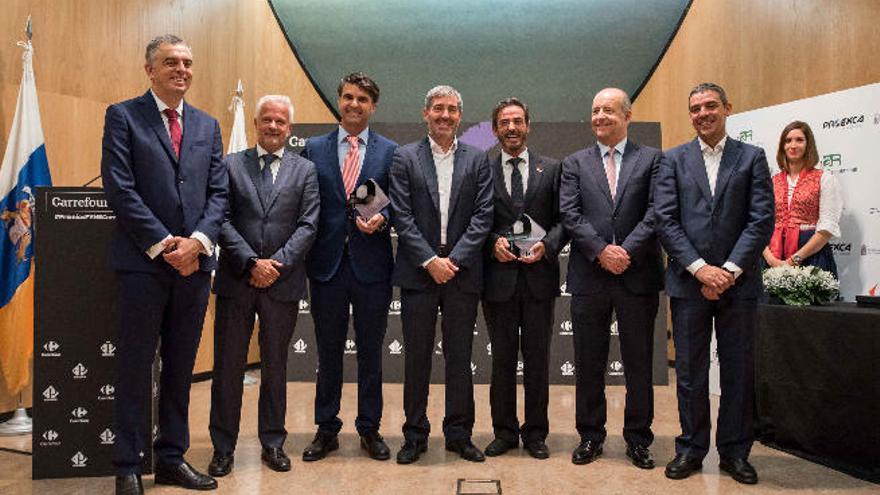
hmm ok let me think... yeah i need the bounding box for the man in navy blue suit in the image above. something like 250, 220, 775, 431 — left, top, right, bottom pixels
655, 83, 774, 485
389, 85, 494, 464
300, 73, 397, 462
101, 35, 227, 494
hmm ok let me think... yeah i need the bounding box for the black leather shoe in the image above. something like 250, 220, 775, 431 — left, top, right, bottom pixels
719, 457, 758, 485
262, 447, 292, 472
445, 439, 485, 462
154, 461, 218, 490
396, 440, 427, 464
665, 453, 703, 480
484, 438, 518, 457
571, 440, 603, 465
302, 431, 339, 462
625, 444, 655, 469
524, 440, 550, 460
207, 451, 234, 477
360, 431, 391, 460
115, 474, 143, 495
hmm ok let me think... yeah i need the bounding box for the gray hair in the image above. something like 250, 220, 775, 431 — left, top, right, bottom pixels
255, 95, 294, 122
424, 85, 463, 111
145, 34, 190, 64
689, 82, 729, 107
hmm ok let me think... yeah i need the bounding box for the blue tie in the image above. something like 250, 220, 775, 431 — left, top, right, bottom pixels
261, 154, 277, 200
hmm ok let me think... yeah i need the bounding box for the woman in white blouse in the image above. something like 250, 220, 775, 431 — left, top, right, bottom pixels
763, 121, 841, 277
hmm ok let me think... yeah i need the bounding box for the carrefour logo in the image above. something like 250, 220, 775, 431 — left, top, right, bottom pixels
516, 360, 524, 376
470, 362, 477, 375
99, 384, 115, 401
293, 339, 308, 353
560, 283, 571, 297
298, 300, 310, 314
40, 429, 61, 446
434, 341, 443, 355
822, 114, 865, 129
42, 385, 59, 401
344, 339, 357, 355
99, 428, 116, 445
41, 340, 61, 357
100, 341, 116, 357
559, 243, 571, 257
388, 339, 403, 355
608, 360, 624, 376
72, 363, 88, 379
561, 361, 575, 376
388, 300, 402, 315
70, 407, 90, 424
559, 320, 573, 336
71, 451, 88, 468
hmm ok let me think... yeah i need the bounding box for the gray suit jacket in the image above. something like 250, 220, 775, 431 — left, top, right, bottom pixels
213, 147, 320, 302
560, 140, 664, 295
390, 138, 494, 294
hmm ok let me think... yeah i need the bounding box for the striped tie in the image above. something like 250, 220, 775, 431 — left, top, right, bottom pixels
342, 135, 361, 196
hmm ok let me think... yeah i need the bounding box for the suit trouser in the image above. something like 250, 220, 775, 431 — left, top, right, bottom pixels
310, 254, 392, 435
113, 269, 210, 475
671, 296, 756, 460
571, 279, 658, 447
209, 290, 297, 454
401, 284, 479, 443
482, 274, 554, 444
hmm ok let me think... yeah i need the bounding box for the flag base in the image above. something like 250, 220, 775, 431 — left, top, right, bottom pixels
0, 407, 32, 436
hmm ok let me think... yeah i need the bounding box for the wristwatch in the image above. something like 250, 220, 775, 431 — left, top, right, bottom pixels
791, 254, 803, 266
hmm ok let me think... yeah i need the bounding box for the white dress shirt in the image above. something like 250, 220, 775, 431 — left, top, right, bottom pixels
596, 138, 627, 191
430, 136, 458, 245
257, 144, 285, 183
500, 148, 529, 196
337, 125, 369, 172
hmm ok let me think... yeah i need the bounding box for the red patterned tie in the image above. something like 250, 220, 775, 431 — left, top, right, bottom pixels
163, 108, 182, 158
341, 135, 361, 196
606, 150, 617, 199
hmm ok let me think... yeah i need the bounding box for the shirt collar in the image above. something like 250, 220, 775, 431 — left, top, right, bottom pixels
338, 126, 369, 145
150, 89, 184, 117
698, 135, 727, 155
428, 135, 458, 156
501, 148, 529, 166
597, 137, 627, 159
256, 143, 285, 160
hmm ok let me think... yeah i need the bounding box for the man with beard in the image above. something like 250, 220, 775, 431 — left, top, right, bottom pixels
559, 88, 664, 469
655, 83, 773, 484
101, 34, 227, 494
481, 98, 566, 460
389, 85, 493, 464
208, 95, 319, 476
300, 73, 398, 462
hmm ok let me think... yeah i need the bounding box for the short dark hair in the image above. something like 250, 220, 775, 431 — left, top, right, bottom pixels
145, 34, 189, 64
491, 97, 530, 130
338, 72, 380, 103
688, 82, 729, 107
776, 120, 820, 172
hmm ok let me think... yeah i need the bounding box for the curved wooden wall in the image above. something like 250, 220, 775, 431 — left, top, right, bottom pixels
3, 0, 879, 411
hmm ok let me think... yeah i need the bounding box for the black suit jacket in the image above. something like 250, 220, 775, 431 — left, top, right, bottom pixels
483, 151, 567, 302
389, 138, 494, 294
559, 140, 664, 295
213, 148, 320, 302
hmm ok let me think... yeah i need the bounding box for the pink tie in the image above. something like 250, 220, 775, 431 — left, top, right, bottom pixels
163, 108, 181, 158
606, 150, 617, 199
342, 135, 361, 196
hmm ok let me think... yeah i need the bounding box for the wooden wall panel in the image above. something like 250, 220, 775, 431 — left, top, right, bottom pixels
633, 0, 880, 148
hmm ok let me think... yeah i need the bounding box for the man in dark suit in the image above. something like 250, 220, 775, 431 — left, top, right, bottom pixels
481, 98, 565, 460
389, 85, 493, 464
559, 88, 664, 470
207, 95, 319, 476
300, 73, 397, 462
655, 83, 774, 485
101, 35, 227, 494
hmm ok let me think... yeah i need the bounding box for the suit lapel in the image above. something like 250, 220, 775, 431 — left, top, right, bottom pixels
134, 91, 178, 166
448, 144, 466, 219
357, 130, 377, 189
688, 139, 714, 206
418, 139, 441, 216
588, 145, 614, 208
613, 141, 640, 212
243, 148, 268, 213
524, 150, 545, 206
265, 152, 294, 212
325, 129, 347, 203
713, 138, 742, 209
178, 102, 196, 166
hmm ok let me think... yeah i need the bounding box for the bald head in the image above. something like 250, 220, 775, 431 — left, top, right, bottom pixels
591, 88, 632, 146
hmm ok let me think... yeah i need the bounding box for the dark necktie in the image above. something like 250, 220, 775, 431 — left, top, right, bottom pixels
508, 157, 524, 212
261, 154, 277, 200
163, 108, 181, 158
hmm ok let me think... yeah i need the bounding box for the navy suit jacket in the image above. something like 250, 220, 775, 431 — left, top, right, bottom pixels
302, 129, 397, 284
560, 141, 664, 295
655, 137, 774, 299
101, 90, 227, 273
484, 151, 567, 302
213, 148, 320, 302
390, 138, 494, 294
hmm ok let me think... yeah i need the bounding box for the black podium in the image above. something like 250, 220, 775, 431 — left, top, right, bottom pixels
33, 187, 156, 479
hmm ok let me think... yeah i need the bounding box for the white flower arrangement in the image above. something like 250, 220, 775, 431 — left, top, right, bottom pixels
762, 265, 840, 306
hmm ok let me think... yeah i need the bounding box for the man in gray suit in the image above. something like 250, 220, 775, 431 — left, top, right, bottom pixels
208, 95, 320, 476
389, 85, 494, 464
559, 88, 663, 469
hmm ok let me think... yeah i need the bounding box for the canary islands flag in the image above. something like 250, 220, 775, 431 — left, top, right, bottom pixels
0, 37, 52, 394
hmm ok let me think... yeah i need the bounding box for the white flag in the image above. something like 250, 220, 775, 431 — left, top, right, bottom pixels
226, 79, 247, 154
